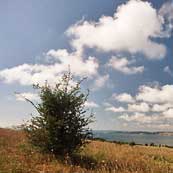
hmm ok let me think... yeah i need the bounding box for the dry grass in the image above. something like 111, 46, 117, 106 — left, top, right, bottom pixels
1, 128, 173, 173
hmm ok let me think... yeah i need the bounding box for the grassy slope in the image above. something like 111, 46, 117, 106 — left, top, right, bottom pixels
1, 128, 173, 173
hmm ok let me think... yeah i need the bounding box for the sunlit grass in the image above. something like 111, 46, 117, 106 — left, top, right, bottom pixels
1, 128, 173, 173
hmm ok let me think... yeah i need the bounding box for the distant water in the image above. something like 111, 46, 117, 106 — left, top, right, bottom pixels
93, 131, 173, 146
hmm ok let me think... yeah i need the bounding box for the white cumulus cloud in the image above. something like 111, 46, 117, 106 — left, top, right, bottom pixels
136, 84, 173, 104
119, 113, 160, 123
159, 1, 173, 37
15, 92, 39, 102
85, 101, 99, 108
92, 74, 109, 90
152, 103, 173, 112
105, 106, 126, 113
107, 56, 144, 74
163, 108, 173, 118
109, 84, 173, 126
0, 49, 99, 86
113, 93, 135, 103
67, 0, 171, 59
128, 102, 150, 113
164, 66, 173, 77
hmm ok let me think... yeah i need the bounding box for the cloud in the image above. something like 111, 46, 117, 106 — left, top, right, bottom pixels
153, 124, 171, 130
119, 113, 160, 123
107, 56, 144, 74
85, 101, 99, 108
109, 84, 173, 126
128, 102, 150, 112
163, 108, 173, 118
0, 63, 61, 86
102, 102, 112, 107
105, 101, 150, 113
67, 0, 172, 59
92, 74, 109, 90
0, 49, 99, 86
105, 106, 126, 113
159, 1, 173, 37
136, 84, 173, 104
164, 66, 173, 77
15, 92, 39, 102
1, 0, 172, 87
113, 93, 135, 103
152, 103, 173, 112
145, 123, 172, 130
47, 49, 99, 77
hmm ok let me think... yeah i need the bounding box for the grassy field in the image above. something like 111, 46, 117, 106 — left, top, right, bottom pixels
1, 128, 173, 173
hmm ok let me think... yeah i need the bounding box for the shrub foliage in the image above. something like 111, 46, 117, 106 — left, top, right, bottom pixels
24, 72, 93, 156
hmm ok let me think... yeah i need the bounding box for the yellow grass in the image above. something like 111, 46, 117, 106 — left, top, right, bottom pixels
1, 128, 173, 173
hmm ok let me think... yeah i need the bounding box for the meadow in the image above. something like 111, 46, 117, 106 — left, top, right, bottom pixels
1, 128, 173, 173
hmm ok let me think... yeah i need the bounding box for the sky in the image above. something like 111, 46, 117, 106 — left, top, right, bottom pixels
0, 0, 173, 131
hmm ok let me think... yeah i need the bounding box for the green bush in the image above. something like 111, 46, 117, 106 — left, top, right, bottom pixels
129, 141, 136, 146
23, 72, 94, 156
150, 142, 155, 146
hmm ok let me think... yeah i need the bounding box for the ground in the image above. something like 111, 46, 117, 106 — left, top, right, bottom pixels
1, 128, 173, 173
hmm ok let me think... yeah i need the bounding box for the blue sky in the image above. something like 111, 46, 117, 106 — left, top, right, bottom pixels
0, 0, 173, 131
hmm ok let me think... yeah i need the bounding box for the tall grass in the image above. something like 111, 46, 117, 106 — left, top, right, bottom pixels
1, 128, 173, 173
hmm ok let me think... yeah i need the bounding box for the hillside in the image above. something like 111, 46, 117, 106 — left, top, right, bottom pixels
1, 128, 173, 173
